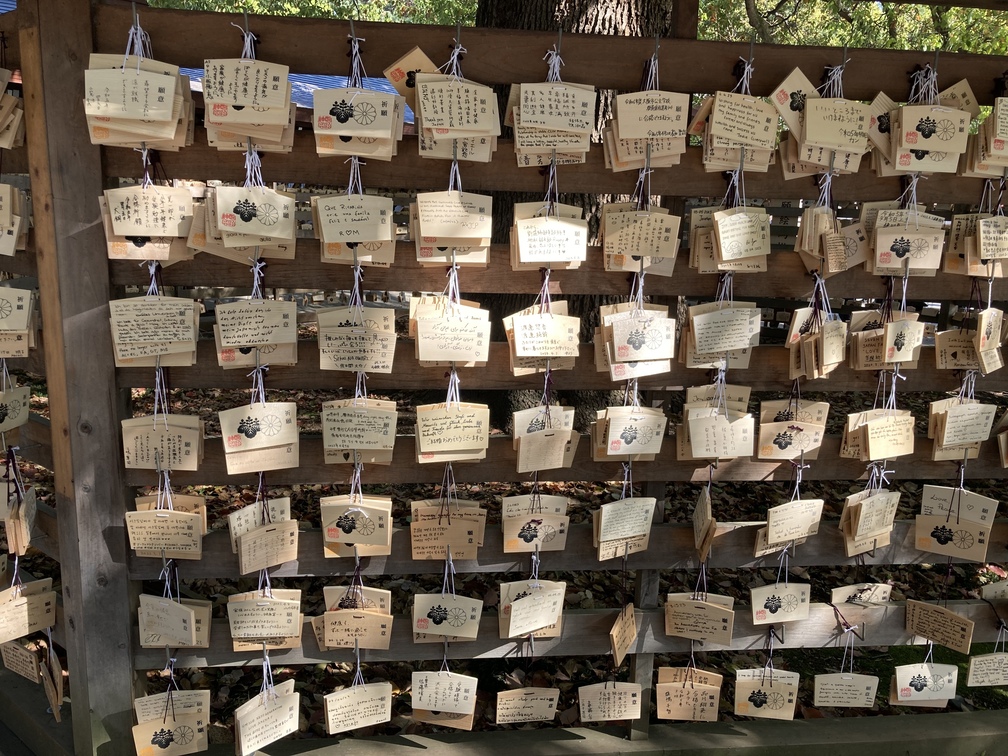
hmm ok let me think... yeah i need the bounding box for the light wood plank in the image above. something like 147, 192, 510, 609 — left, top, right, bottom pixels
123, 434, 1008, 488
117, 340, 1008, 393
127, 520, 1008, 581
108, 243, 1008, 300
132, 600, 1004, 669
103, 134, 1001, 204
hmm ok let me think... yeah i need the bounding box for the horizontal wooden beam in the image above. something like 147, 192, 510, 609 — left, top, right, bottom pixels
32, 503, 60, 564
0, 246, 38, 279
119, 340, 1008, 393
124, 434, 1008, 488
103, 134, 1000, 203
194, 713, 1008, 756
0, 146, 28, 177
93, 3, 1008, 104
127, 520, 1008, 581
133, 600, 1004, 669
108, 244, 1008, 300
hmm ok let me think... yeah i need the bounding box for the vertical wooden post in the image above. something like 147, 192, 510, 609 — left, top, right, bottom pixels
628, 391, 666, 740
19, 0, 136, 753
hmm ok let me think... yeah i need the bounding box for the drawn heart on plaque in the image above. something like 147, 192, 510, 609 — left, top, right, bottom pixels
343, 452, 352, 462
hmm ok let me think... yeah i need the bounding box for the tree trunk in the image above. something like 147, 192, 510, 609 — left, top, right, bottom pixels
477, 0, 675, 36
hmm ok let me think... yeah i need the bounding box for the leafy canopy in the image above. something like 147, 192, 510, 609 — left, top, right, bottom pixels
149, 0, 1008, 54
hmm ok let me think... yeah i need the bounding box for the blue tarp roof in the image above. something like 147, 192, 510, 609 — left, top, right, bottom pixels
182, 68, 415, 123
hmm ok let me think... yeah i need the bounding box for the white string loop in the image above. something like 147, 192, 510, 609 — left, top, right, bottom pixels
232, 22, 257, 60
247, 364, 269, 406
543, 45, 564, 83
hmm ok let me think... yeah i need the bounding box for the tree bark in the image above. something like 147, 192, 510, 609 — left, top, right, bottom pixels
477, 0, 675, 36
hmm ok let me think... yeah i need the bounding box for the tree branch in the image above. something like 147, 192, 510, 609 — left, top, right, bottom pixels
744, 0, 775, 42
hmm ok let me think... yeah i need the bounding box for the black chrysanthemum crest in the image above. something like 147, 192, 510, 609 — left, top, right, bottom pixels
890, 237, 912, 259
773, 409, 795, 422
331, 99, 355, 123
789, 90, 806, 112
526, 415, 547, 434
620, 426, 639, 445
234, 199, 257, 223
910, 149, 930, 160
518, 521, 540, 543
862, 319, 883, 331
909, 674, 929, 692
931, 525, 954, 545
877, 112, 891, 134
773, 432, 793, 450
337, 593, 360, 609
151, 729, 175, 749
845, 588, 869, 604
406, 69, 420, 88
238, 346, 254, 355
627, 329, 647, 350
237, 416, 260, 439
427, 605, 449, 625
513, 590, 530, 602
0, 404, 10, 424
764, 595, 783, 614
125, 235, 151, 247
748, 690, 769, 708
916, 117, 937, 138
894, 330, 906, 352
335, 513, 357, 534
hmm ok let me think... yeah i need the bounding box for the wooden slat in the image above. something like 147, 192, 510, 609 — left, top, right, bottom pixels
0, 245, 38, 279
103, 134, 1001, 204
0, 667, 74, 756
31, 502, 59, 563
108, 243, 1008, 300
127, 520, 1008, 581
194, 713, 1008, 756
92, 3, 1008, 104
132, 600, 1004, 669
118, 340, 1008, 393
123, 434, 1008, 488
19, 1, 135, 754
0, 146, 29, 176
6, 336, 44, 377
19, 412, 53, 471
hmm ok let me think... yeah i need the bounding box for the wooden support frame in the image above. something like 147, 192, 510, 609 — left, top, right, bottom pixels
19, 0, 135, 753
134, 600, 1004, 669
5, 1, 1008, 751
122, 434, 1008, 487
